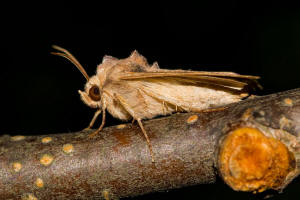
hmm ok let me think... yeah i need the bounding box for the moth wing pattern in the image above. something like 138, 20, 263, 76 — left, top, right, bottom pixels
113, 68, 260, 115
120, 70, 261, 91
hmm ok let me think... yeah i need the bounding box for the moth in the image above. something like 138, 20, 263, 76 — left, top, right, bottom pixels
52, 46, 261, 162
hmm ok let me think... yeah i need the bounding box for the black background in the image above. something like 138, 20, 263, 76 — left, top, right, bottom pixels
1, 1, 300, 199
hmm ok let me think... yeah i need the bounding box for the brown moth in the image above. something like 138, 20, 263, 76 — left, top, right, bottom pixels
52, 46, 261, 162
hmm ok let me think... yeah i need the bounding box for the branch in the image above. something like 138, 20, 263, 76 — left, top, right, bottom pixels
1, 88, 300, 199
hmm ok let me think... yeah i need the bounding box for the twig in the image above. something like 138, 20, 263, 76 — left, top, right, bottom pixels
1, 88, 300, 199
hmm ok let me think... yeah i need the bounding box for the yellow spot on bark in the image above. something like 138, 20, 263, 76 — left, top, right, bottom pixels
62, 144, 74, 154
41, 137, 52, 144
117, 124, 126, 129
283, 98, 293, 106
35, 178, 44, 188
21, 193, 38, 200
11, 135, 25, 141
240, 93, 248, 98
102, 189, 110, 200
12, 162, 22, 172
40, 154, 54, 166
187, 115, 198, 124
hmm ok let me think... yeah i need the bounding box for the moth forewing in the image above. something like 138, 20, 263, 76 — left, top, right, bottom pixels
52, 46, 261, 162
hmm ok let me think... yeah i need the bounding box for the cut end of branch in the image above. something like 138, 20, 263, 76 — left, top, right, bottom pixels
218, 127, 295, 193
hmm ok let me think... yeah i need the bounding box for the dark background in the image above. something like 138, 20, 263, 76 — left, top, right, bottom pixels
1, 1, 300, 199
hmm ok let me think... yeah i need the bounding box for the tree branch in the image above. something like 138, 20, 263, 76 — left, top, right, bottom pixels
1, 88, 300, 199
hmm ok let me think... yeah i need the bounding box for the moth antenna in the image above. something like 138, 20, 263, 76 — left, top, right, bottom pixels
51, 45, 90, 81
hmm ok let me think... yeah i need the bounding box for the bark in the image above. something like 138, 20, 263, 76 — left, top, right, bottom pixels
0, 88, 300, 200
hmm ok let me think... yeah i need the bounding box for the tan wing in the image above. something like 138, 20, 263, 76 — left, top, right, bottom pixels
120, 70, 260, 79
119, 70, 261, 92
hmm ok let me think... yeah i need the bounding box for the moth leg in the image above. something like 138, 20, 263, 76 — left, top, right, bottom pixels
162, 101, 166, 115
83, 109, 102, 131
137, 119, 155, 163
114, 94, 155, 162
88, 108, 106, 138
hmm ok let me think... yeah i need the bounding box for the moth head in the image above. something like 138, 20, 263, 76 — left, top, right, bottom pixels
78, 76, 102, 108
51, 45, 102, 109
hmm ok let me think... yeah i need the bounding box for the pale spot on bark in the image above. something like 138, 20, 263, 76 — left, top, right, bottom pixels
283, 98, 293, 106
102, 189, 111, 200
280, 116, 292, 129
116, 124, 126, 129
41, 137, 52, 144
35, 178, 44, 188
12, 162, 22, 172
187, 115, 198, 124
62, 144, 74, 154
21, 193, 38, 200
40, 154, 54, 166
11, 135, 25, 141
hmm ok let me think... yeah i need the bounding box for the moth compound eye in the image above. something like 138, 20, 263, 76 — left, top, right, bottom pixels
89, 85, 101, 101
